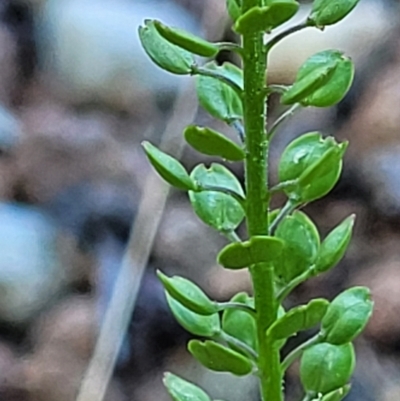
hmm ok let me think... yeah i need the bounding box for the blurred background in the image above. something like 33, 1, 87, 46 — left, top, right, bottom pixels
0, 0, 399, 400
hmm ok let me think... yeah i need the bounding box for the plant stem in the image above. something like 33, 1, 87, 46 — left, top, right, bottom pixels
191, 65, 243, 96
281, 333, 323, 372
222, 230, 242, 243
265, 21, 308, 53
277, 268, 313, 304
269, 199, 297, 235
241, 0, 282, 399
217, 301, 256, 317
268, 104, 301, 140
219, 331, 259, 361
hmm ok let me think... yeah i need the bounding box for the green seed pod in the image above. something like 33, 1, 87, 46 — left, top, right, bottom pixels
153, 20, 219, 57
189, 163, 245, 232
268, 298, 329, 340
222, 293, 257, 352
196, 62, 243, 123
301, 56, 354, 107
138, 20, 194, 75
275, 211, 320, 284
322, 385, 351, 401
157, 271, 218, 315
281, 50, 353, 107
321, 287, 373, 345
142, 141, 196, 191
166, 293, 220, 338
278, 132, 346, 203
226, 0, 242, 21
308, 0, 360, 27
300, 343, 355, 394
217, 236, 284, 269
188, 340, 253, 376
315, 215, 355, 274
184, 125, 245, 161
163, 373, 212, 401
282, 61, 338, 105
235, 1, 299, 34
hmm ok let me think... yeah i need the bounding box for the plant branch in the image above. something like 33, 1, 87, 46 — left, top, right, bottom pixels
217, 301, 257, 317
222, 230, 242, 243
270, 179, 298, 194
268, 104, 301, 140
277, 267, 313, 303
281, 333, 323, 372
219, 331, 259, 361
191, 65, 243, 96
216, 42, 244, 55
230, 119, 245, 143
265, 21, 308, 53
267, 84, 289, 95
269, 199, 297, 235
196, 184, 246, 209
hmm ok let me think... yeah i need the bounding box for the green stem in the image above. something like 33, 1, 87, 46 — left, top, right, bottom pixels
269, 199, 297, 235
217, 301, 257, 317
196, 184, 247, 210
216, 42, 244, 55
241, 0, 282, 399
277, 268, 313, 304
270, 179, 298, 195
191, 65, 243, 96
265, 21, 308, 53
268, 104, 301, 141
222, 230, 242, 243
281, 333, 323, 372
219, 331, 259, 361
301, 392, 317, 401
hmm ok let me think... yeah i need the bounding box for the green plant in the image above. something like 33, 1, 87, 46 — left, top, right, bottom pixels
138, 1, 373, 400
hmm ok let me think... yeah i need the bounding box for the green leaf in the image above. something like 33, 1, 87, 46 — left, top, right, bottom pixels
166, 293, 220, 337
300, 343, 355, 394
322, 385, 351, 401
217, 236, 284, 269
222, 293, 257, 352
275, 211, 320, 284
234, 1, 299, 34
308, 0, 360, 27
196, 62, 243, 123
188, 340, 253, 376
142, 141, 196, 190
314, 215, 355, 274
153, 20, 219, 58
138, 20, 194, 75
281, 50, 353, 107
226, 0, 242, 21
321, 287, 373, 345
189, 163, 245, 232
301, 56, 354, 107
268, 298, 329, 340
163, 372, 212, 401
278, 132, 346, 203
184, 125, 245, 161
158, 271, 218, 315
